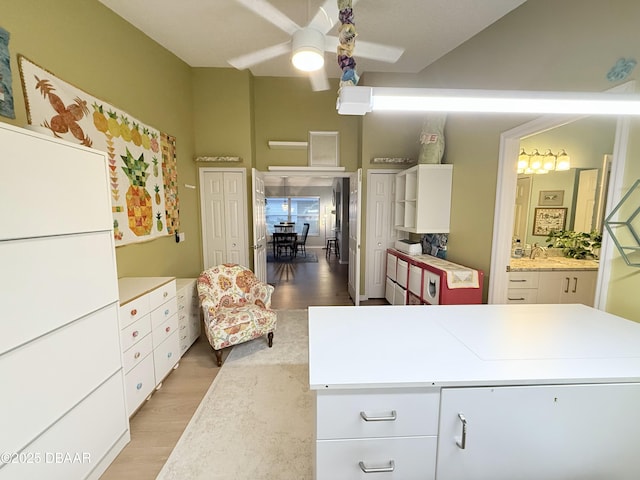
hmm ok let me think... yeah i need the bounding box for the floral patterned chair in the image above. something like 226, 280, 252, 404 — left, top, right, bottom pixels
197, 264, 277, 366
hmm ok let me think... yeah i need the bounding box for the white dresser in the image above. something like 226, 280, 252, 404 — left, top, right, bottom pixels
176, 278, 202, 355
0, 123, 129, 479
118, 277, 181, 416
309, 304, 640, 480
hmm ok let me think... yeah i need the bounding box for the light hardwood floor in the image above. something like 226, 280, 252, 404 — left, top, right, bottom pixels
101, 248, 383, 479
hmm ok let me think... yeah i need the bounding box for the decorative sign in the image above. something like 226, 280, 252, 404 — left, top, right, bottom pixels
533, 207, 567, 236
18, 55, 179, 246
0, 26, 15, 118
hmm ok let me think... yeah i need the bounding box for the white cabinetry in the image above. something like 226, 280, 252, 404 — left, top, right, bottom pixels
506, 271, 539, 304
176, 278, 201, 356
118, 277, 180, 416
315, 388, 439, 479
436, 383, 640, 479
537, 271, 597, 306
507, 270, 596, 306
394, 164, 453, 233
0, 123, 129, 479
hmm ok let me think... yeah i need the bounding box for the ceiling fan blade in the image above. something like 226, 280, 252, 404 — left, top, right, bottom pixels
309, 68, 330, 92
326, 35, 404, 63
235, 0, 300, 36
228, 41, 291, 70
307, 0, 337, 34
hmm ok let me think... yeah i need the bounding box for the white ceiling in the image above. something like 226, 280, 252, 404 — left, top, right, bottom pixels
98, 0, 526, 79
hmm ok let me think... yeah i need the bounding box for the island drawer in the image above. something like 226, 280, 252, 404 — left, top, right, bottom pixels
316, 388, 440, 439
508, 271, 539, 289
316, 436, 437, 480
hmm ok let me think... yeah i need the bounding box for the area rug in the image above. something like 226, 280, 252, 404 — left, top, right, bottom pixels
156, 309, 313, 480
266, 251, 318, 263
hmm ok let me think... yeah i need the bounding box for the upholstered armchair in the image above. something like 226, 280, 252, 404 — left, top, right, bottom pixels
197, 264, 277, 366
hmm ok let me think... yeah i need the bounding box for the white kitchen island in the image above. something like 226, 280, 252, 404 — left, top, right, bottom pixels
308, 304, 640, 480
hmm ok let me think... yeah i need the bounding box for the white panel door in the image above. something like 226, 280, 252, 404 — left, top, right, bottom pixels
223, 171, 248, 267
251, 168, 268, 282
199, 169, 248, 270
573, 168, 599, 232
437, 383, 640, 480
513, 175, 531, 242
366, 172, 398, 298
348, 170, 362, 305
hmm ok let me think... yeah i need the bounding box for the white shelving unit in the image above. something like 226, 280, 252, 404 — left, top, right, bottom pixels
394, 164, 453, 233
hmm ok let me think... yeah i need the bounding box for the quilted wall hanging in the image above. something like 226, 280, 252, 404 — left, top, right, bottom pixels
18, 54, 179, 246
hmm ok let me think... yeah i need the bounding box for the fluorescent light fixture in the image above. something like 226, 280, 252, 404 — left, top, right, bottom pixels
291, 28, 325, 72
337, 85, 640, 116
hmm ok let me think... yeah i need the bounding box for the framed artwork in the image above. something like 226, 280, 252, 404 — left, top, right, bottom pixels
533, 207, 567, 236
539, 189, 564, 206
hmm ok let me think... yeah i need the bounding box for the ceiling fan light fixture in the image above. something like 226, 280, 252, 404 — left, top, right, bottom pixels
291, 28, 325, 72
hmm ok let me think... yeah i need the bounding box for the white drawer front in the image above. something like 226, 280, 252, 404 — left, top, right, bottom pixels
396, 259, 409, 288
1, 232, 118, 355
119, 294, 151, 329
120, 315, 152, 352
386, 253, 397, 282
316, 389, 440, 439
0, 127, 112, 240
508, 271, 539, 289
385, 277, 395, 304
0, 305, 121, 454
154, 331, 180, 382
408, 265, 423, 295
316, 436, 437, 480
125, 354, 156, 415
393, 283, 407, 306
123, 333, 153, 373
507, 288, 538, 304
1, 373, 128, 480
151, 297, 178, 328
152, 314, 179, 348
149, 280, 176, 310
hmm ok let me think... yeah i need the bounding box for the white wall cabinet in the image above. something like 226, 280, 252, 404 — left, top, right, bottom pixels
176, 278, 201, 356
118, 277, 181, 416
0, 123, 129, 479
394, 164, 453, 233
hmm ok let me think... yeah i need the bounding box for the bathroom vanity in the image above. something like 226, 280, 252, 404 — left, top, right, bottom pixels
309, 304, 640, 480
508, 255, 598, 305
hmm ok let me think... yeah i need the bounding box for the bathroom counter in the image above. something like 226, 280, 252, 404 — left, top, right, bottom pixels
509, 256, 599, 271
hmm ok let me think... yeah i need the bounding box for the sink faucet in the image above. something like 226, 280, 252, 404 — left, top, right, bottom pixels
530, 243, 547, 259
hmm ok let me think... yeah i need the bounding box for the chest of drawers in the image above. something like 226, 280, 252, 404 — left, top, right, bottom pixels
118, 277, 180, 416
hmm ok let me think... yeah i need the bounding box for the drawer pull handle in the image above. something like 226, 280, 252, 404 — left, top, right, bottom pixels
360, 410, 397, 422
136, 382, 143, 390
508, 297, 525, 301
510, 279, 527, 283
163, 291, 168, 298
359, 460, 395, 474
131, 308, 137, 316
134, 351, 141, 359
456, 413, 467, 449
167, 352, 173, 359
132, 330, 139, 338
572, 277, 578, 293
165, 326, 171, 333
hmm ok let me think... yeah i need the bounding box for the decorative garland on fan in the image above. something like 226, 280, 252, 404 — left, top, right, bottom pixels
337, 0, 359, 87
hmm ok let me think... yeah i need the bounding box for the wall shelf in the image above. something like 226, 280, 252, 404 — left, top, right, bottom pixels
268, 141, 308, 150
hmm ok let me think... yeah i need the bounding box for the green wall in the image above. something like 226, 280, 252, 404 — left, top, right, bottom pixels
2, 0, 199, 278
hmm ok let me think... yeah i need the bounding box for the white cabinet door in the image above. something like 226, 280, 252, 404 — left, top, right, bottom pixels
436, 383, 640, 480
537, 271, 596, 306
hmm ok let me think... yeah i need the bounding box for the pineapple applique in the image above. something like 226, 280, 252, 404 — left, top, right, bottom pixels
121, 148, 153, 236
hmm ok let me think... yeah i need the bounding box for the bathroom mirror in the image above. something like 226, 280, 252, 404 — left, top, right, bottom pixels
308, 131, 339, 167
514, 116, 616, 246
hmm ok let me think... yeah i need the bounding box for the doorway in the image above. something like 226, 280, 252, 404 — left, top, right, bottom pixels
489, 83, 633, 308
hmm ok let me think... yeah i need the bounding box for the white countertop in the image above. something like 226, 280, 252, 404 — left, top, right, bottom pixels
308, 304, 640, 390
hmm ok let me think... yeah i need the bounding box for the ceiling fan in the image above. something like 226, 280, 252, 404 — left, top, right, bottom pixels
228, 0, 404, 91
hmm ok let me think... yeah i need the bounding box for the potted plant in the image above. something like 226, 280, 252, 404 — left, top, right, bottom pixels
546, 230, 602, 259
